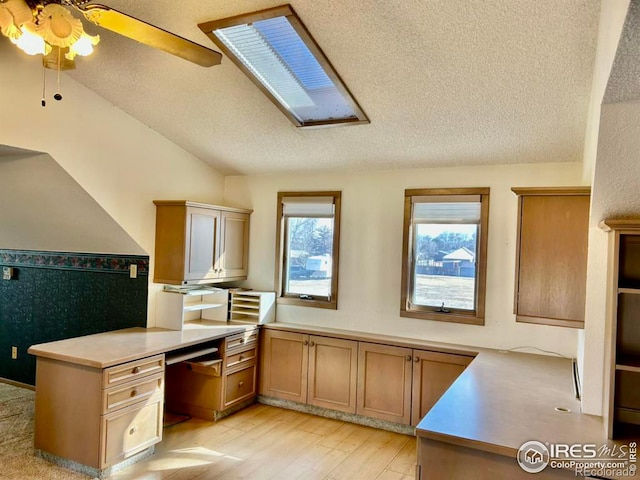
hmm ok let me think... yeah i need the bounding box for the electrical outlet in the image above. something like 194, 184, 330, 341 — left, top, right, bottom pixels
129, 264, 137, 279
11, 346, 17, 360
2, 267, 13, 280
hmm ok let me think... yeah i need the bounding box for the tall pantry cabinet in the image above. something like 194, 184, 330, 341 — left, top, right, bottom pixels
600, 220, 640, 440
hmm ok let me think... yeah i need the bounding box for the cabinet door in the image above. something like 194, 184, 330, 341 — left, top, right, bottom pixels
218, 211, 249, 279
185, 207, 221, 281
307, 336, 358, 414
515, 193, 589, 326
411, 351, 471, 426
357, 342, 412, 424
260, 330, 309, 403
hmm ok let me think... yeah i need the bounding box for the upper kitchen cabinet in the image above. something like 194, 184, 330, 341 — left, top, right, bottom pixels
511, 187, 590, 328
153, 201, 251, 285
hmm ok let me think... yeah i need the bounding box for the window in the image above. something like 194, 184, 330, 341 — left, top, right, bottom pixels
401, 188, 490, 325
275, 192, 341, 309
198, 5, 369, 128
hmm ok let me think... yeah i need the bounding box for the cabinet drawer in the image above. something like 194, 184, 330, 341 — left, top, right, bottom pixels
223, 362, 256, 408
187, 358, 222, 377
226, 347, 257, 369
101, 394, 163, 468
102, 373, 164, 414
103, 355, 164, 388
226, 330, 258, 351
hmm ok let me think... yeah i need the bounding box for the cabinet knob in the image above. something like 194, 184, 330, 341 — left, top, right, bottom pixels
238, 381, 244, 387
309, 341, 315, 347
129, 426, 138, 435
130, 389, 138, 397
405, 355, 411, 361
239, 338, 244, 344
303, 340, 309, 346
132, 366, 140, 374
414, 357, 420, 363
239, 355, 244, 361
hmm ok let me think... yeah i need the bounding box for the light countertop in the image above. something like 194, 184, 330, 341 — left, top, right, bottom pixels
28, 322, 256, 369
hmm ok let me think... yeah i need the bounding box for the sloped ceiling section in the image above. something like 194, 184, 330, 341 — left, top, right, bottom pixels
604, 0, 640, 103
0, 151, 145, 254
63, 0, 600, 175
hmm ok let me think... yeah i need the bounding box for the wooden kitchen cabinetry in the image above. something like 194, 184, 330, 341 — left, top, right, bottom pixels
357, 343, 471, 426
166, 328, 259, 420
260, 329, 358, 414
512, 187, 590, 328
156, 287, 229, 330
600, 220, 640, 440
260, 328, 473, 426
153, 200, 251, 285
34, 354, 164, 472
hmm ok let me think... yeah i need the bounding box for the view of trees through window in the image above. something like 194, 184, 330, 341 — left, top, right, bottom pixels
412, 224, 478, 310
285, 217, 334, 297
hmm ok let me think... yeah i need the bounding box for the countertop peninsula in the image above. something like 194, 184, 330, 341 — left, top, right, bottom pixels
28, 322, 256, 369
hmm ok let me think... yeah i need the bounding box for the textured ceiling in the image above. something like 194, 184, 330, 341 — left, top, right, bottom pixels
604, 0, 640, 103
62, 0, 600, 175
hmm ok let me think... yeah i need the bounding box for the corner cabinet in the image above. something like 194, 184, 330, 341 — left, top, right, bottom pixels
153, 201, 252, 285
600, 220, 640, 440
512, 187, 590, 328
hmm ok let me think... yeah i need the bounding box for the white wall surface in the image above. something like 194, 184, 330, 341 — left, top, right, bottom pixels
578, 0, 630, 416
225, 162, 585, 358
0, 43, 226, 325
0, 153, 143, 254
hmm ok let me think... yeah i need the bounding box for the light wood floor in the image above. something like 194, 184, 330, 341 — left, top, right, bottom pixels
111, 404, 416, 480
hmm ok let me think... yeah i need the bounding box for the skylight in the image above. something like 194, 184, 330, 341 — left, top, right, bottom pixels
199, 5, 369, 128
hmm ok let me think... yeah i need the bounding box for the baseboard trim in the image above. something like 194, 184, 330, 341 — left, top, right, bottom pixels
0, 377, 34, 390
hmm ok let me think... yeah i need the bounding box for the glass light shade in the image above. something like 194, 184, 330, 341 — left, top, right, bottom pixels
67, 32, 99, 58
12, 28, 48, 55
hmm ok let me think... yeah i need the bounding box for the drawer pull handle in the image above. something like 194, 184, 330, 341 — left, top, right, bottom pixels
414, 357, 420, 363
405, 355, 411, 361
239, 355, 244, 361
132, 366, 140, 374
238, 381, 244, 387
239, 338, 245, 344
130, 389, 138, 397
129, 426, 138, 435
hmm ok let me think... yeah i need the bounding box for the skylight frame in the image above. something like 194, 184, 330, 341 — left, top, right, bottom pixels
198, 5, 369, 128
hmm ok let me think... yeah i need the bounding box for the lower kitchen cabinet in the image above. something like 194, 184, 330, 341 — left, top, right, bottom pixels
357, 342, 413, 424
260, 328, 474, 428
166, 329, 259, 420
260, 329, 358, 414
411, 350, 472, 426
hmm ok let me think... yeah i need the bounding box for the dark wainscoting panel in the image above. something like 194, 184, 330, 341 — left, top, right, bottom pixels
0, 250, 148, 385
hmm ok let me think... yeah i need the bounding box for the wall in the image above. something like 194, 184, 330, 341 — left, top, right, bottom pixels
0, 41, 226, 325
0, 250, 148, 385
0, 153, 143, 254
225, 162, 585, 357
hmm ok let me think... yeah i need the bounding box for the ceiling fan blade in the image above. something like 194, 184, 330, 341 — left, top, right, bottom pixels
78, 4, 222, 67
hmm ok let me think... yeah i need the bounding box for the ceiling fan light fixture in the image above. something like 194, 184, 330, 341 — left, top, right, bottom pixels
11, 22, 48, 55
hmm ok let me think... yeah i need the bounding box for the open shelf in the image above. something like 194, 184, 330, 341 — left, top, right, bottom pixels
183, 303, 225, 312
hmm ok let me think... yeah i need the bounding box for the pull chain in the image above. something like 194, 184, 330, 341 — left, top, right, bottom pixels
41, 63, 46, 107
54, 47, 63, 101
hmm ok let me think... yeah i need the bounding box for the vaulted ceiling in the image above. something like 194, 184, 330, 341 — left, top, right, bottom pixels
48, 1, 600, 175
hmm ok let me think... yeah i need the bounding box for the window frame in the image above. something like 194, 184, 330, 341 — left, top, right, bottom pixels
198, 5, 369, 128
400, 188, 490, 325
275, 191, 341, 309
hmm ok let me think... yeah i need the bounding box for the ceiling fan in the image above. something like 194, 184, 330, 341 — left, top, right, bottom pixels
0, 0, 222, 70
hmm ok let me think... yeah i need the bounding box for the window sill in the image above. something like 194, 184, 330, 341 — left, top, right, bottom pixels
277, 296, 337, 310
400, 308, 484, 325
